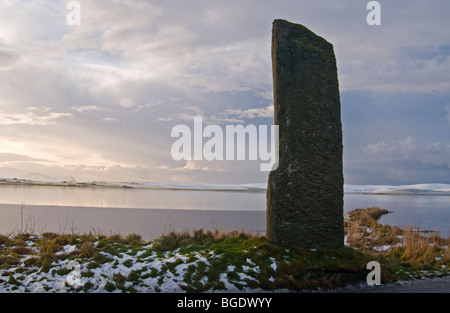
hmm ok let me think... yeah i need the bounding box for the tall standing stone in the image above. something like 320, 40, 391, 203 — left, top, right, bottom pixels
266, 19, 344, 249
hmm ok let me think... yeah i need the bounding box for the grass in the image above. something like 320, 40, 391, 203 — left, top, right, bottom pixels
0, 207, 448, 293
345, 207, 449, 271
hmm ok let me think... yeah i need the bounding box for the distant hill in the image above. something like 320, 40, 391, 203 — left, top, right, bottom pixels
0, 167, 448, 196
0, 167, 76, 184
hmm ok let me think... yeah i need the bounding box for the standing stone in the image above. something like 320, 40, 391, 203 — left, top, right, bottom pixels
266, 19, 344, 249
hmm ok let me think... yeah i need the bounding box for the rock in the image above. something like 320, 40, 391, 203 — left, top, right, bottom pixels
266, 19, 344, 249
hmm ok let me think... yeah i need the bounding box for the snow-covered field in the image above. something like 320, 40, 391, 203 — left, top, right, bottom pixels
0, 235, 281, 293
1, 231, 447, 293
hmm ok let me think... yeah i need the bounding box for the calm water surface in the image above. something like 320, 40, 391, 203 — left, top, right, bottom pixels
0, 185, 448, 239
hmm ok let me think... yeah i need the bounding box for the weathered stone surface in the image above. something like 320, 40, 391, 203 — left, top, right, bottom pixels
266, 19, 344, 249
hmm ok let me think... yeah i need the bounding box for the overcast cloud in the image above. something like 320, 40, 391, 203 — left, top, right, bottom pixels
0, 0, 449, 184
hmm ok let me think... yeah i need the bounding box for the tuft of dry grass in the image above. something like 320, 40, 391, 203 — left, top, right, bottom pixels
152, 228, 253, 251
346, 207, 449, 271
0, 235, 9, 246
345, 207, 402, 250
386, 227, 449, 267
124, 233, 143, 245
347, 207, 390, 227
79, 241, 96, 258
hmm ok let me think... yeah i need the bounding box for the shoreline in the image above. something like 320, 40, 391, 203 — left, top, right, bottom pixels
0, 202, 447, 243
0, 180, 267, 193
2, 180, 450, 196
0, 203, 267, 242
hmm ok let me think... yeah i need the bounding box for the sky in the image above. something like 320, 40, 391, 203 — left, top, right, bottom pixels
0, 0, 449, 185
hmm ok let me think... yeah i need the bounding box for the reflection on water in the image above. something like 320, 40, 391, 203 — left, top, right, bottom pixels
0, 184, 448, 238
344, 193, 449, 237
0, 185, 266, 211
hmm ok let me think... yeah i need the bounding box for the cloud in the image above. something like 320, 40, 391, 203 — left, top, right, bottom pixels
204, 8, 230, 25
421, 141, 450, 167
0, 153, 50, 164
27, 106, 52, 112
362, 137, 450, 172
101, 117, 117, 123
0, 50, 19, 69
225, 105, 274, 119
445, 104, 450, 124
363, 137, 418, 158
71, 105, 110, 113
157, 117, 174, 122
118, 98, 135, 109
160, 160, 228, 173
170, 103, 274, 125
3, 0, 450, 96
0, 110, 73, 126
196, 105, 275, 125
174, 106, 205, 122
1, 0, 450, 185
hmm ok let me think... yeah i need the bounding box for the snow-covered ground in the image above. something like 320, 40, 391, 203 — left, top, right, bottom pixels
0, 235, 283, 293
1, 232, 447, 293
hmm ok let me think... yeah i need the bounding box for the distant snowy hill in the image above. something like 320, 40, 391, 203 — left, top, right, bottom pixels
344, 184, 450, 195
116, 182, 450, 195
0, 167, 76, 184
21, 172, 76, 184
0, 167, 26, 179
122, 181, 268, 192
0, 167, 449, 195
